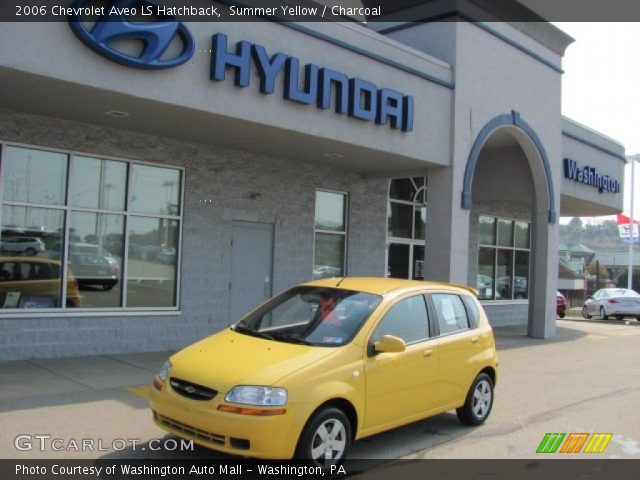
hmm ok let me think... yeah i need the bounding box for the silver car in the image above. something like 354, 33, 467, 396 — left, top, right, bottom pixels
0, 237, 45, 256
582, 288, 640, 320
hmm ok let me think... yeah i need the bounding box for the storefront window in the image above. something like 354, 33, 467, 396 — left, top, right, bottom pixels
387, 176, 427, 280
477, 215, 530, 300
313, 191, 347, 279
0, 144, 183, 311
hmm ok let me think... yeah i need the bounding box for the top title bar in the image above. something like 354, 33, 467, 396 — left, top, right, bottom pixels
2, 0, 640, 22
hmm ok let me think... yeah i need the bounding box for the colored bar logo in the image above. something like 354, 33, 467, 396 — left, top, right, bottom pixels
536, 433, 612, 454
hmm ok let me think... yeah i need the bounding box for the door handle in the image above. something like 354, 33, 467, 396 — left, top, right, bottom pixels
423, 349, 435, 357
471, 336, 479, 344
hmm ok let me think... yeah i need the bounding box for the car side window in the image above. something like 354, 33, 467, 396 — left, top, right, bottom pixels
461, 295, 480, 328
432, 294, 470, 335
371, 295, 429, 345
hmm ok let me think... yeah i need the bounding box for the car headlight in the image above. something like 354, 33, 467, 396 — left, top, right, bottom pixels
157, 360, 171, 381
225, 386, 287, 406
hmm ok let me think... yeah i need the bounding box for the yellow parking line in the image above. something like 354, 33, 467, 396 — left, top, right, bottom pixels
585, 334, 607, 340
124, 384, 151, 399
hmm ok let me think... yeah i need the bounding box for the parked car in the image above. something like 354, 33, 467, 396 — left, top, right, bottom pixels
149, 277, 499, 466
0, 237, 45, 256
556, 291, 566, 318
69, 252, 119, 290
582, 288, 640, 320
0, 256, 82, 308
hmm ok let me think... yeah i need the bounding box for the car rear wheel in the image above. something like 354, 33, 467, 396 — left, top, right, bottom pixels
582, 306, 591, 319
457, 373, 494, 426
25, 247, 36, 256
600, 307, 608, 320
616, 315, 624, 321
558, 312, 565, 318
295, 407, 351, 468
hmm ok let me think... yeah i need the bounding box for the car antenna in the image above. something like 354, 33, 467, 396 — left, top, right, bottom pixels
336, 277, 346, 287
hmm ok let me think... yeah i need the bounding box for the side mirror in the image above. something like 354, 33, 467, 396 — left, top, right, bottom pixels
374, 335, 406, 354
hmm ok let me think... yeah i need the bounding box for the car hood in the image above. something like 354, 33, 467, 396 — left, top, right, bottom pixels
169, 328, 337, 393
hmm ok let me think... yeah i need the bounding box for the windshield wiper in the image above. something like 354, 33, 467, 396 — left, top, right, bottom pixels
268, 332, 319, 346
232, 324, 276, 341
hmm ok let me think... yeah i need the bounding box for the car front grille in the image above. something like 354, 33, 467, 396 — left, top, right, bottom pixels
154, 412, 225, 445
169, 377, 217, 401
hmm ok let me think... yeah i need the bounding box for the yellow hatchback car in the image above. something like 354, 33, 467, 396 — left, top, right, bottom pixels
149, 278, 498, 465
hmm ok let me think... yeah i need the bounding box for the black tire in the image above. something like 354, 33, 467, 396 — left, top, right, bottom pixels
558, 312, 565, 319
457, 373, 494, 426
103, 282, 116, 291
600, 307, 608, 320
616, 315, 624, 321
582, 306, 591, 319
295, 407, 351, 468
25, 247, 36, 256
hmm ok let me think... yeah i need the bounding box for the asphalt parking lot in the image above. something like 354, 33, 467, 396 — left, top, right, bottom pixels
0, 318, 638, 460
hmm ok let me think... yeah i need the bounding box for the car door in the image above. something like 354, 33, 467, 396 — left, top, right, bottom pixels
589, 290, 604, 315
363, 293, 439, 430
428, 292, 484, 408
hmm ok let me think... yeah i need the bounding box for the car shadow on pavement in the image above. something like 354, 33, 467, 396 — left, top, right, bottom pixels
493, 324, 588, 350
97, 411, 474, 462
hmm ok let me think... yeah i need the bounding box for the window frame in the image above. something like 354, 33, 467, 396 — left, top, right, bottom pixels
477, 214, 531, 302
0, 140, 185, 316
386, 175, 427, 280
312, 189, 348, 280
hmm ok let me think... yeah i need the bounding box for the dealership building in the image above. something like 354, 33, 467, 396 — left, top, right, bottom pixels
0, 1, 627, 360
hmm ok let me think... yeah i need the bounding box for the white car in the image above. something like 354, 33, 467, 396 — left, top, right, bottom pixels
0, 237, 45, 256
582, 288, 640, 321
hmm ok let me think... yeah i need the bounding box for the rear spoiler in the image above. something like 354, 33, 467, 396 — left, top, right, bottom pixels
442, 282, 479, 297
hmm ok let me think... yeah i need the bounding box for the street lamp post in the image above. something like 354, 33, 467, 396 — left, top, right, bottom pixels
628, 156, 636, 289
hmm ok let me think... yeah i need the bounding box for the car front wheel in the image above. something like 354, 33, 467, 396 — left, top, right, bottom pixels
296, 407, 351, 468
457, 373, 494, 426
582, 306, 591, 319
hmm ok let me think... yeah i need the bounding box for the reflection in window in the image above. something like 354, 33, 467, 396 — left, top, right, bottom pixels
0, 205, 67, 308
69, 156, 127, 211
0, 144, 183, 310
386, 176, 427, 280
2, 146, 67, 205
127, 217, 179, 308
130, 164, 181, 216
313, 191, 347, 280
477, 215, 530, 300
387, 243, 409, 279
68, 212, 124, 308
314, 191, 345, 231
372, 295, 428, 344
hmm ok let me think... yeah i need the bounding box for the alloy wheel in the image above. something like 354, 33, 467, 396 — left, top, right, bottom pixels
310, 418, 347, 465
472, 379, 492, 419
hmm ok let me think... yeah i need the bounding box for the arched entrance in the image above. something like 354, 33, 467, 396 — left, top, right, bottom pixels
462, 111, 558, 339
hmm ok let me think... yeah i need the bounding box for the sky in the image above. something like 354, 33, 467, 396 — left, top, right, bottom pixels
552, 23, 640, 225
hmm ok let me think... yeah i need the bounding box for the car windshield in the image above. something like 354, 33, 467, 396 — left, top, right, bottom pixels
234, 286, 382, 347
608, 289, 640, 297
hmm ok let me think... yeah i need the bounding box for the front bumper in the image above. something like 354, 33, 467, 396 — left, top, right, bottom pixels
149, 383, 305, 459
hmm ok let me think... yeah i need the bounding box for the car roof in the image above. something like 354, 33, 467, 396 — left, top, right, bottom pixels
0, 256, 61, 265
303, 277, 478, 296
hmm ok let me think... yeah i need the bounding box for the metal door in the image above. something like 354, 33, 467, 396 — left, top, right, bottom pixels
229, 221, 274, 324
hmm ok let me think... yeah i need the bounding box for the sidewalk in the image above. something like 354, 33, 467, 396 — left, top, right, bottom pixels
0, 351, 169, 402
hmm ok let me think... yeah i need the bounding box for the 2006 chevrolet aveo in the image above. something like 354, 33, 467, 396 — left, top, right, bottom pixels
149, 278, 499, 465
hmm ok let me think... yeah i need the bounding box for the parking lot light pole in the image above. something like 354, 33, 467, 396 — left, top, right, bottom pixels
628, 156, 636, 289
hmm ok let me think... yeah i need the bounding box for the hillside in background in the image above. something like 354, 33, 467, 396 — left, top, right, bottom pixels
560, 217, 640, 253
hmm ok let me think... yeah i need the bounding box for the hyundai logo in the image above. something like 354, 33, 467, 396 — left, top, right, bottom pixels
68, 0, 195, 70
